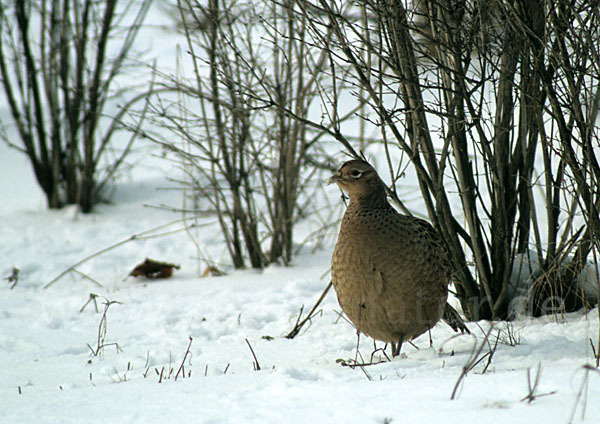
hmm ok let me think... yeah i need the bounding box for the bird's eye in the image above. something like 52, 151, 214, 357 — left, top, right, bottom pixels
350, 169, 362, 179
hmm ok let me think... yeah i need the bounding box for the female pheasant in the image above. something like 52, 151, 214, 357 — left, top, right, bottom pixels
329, 159, 468, 356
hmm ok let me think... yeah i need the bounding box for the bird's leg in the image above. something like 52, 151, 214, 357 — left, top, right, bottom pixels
391, 334, 404, 357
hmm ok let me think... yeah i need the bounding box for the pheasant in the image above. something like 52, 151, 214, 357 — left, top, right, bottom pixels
329, 159, 469, 357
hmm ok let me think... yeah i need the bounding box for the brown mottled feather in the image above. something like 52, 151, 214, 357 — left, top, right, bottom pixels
329, 159, 465, 355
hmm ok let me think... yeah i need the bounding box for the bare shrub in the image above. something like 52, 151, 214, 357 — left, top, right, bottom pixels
138, 0, 355, 268
285, 0, 600, 319
0, 0, 152, 212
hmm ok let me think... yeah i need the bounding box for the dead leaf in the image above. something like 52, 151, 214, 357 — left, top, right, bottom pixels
201, 265, 225, 278
129, 258, 180, 279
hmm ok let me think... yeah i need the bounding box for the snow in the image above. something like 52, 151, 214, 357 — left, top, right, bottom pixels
1, 142, 599, 424
1, 3, 600, 423
509, 251, 600, 317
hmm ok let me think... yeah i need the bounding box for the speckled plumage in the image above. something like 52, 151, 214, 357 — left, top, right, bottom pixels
330, 159, 457, 356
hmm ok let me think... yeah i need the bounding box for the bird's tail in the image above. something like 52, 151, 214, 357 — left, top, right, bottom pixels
442, 303, 470, 334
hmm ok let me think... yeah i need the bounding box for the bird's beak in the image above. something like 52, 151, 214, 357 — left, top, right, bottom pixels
328, 172, 341, 185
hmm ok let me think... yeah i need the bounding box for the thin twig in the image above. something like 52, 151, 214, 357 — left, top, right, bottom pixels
285, 280, 332, 338
72, 269, 104, 288
567, 364, 600, 423
521, 363, 556, 403
87, 298, 122, 358
174, 337, 193, 381
451, 324, 496, 400
245, 338, 261, 371
79, 293, 100, 313
337, 358, 388, 368
590, 338, 600, 368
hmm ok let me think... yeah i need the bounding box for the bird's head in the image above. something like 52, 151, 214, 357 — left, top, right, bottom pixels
328, 159, 386, 203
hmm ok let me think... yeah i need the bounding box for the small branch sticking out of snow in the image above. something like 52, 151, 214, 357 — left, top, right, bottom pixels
152, 337, 194, 383
568, 364, 600, 423
286, 281, 332, 339
245, 338, 261, 371
451, 324, 498, 400
87, 298, 123, 359
174, 337, 193, 381
521, 363, 556, 403
80, 293, 100, 313
590, 338, 600, 368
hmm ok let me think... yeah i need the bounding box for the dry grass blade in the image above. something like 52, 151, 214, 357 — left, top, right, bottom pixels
590, 338, 600, 368
79, 293, 100, 313
498, 322, 522, 346
451, 324, 497, 400
87, 298, 122, 359
245, 339, 261, 371
286, 281, 332, 339
174, 337, 193, 381
567, 364, 600, 423
521, 363, 556, 403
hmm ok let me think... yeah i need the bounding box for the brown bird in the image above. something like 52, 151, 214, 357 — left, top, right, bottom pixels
329, 159, 468, 357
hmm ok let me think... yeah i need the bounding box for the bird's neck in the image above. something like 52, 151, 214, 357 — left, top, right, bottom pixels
349, 185, 389, 209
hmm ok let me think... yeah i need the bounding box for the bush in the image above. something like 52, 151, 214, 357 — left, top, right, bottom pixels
138, 0, 349, 268
280, 0, 599, 319
0, 0, 152, 212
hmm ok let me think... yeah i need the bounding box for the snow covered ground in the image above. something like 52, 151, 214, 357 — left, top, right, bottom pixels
1, 140, 599, 424
1, 2, 600, 423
